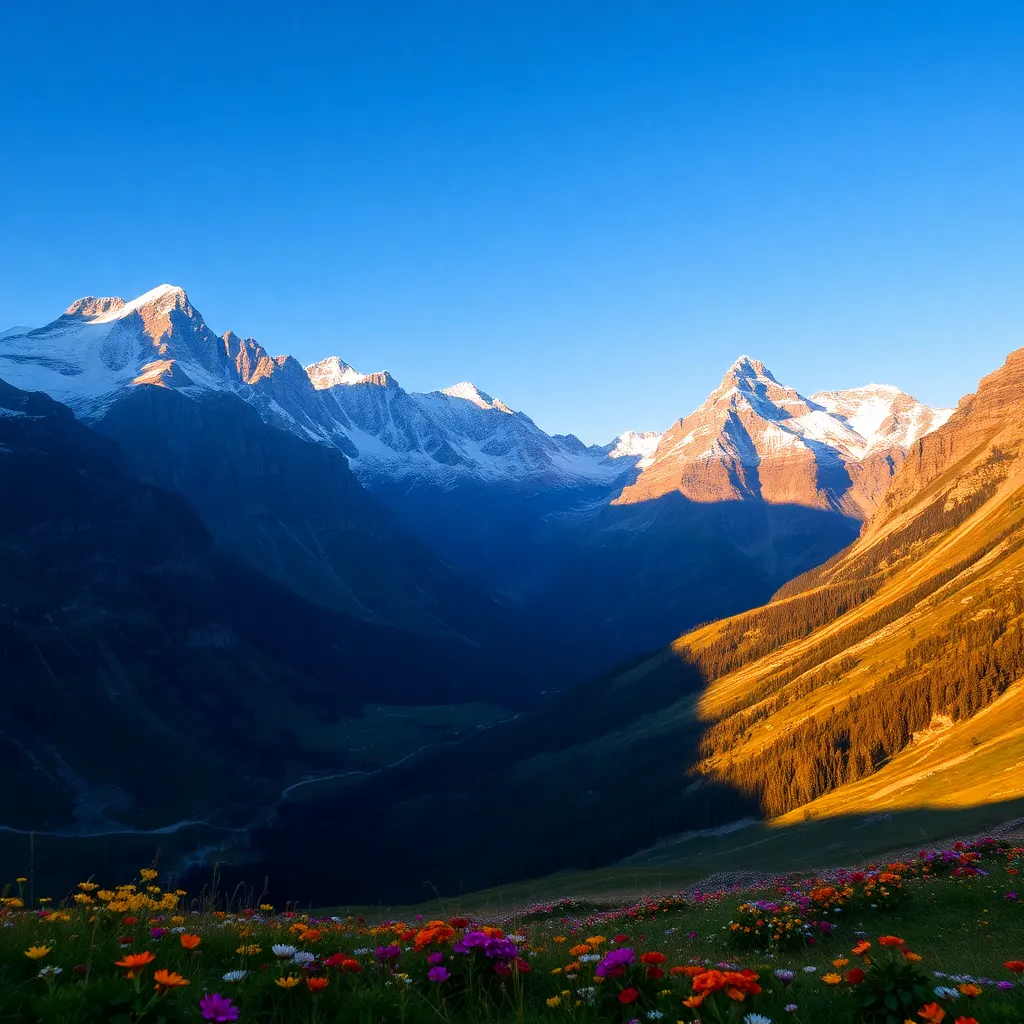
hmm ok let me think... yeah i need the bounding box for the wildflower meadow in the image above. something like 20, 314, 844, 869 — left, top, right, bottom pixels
1, 839, 1022, 1022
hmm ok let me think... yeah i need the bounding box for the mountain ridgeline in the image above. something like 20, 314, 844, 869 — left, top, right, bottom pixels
0, 286, 950, 676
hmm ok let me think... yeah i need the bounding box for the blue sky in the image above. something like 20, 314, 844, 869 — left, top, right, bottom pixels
2, 1, 1023, 443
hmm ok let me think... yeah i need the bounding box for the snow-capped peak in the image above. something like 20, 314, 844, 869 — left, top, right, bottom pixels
306, 355, 369, 389
440, 381, 513, 414
727, 354, 776, 382
607, 430, 663, 467
65, 284, 190, 324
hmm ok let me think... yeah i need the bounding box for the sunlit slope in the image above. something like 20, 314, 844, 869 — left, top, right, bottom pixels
673, 346, 1024, 821
774, 680, 1024, 822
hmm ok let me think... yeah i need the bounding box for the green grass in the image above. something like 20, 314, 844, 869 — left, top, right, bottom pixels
1, 842, 1022, 1022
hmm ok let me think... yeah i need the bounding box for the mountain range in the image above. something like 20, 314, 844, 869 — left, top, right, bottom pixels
0, 285, 951, 673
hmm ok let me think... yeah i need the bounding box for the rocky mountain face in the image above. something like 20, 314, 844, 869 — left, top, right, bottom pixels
0, 286, 952, 674
0, 377, 495, 833
616, 357, 951, 517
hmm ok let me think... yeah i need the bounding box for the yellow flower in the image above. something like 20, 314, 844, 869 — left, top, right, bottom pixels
260, 904, 274, 911
823, 972, 842, 985
15, 877, 27, 884
276, 976, 301, 988
551, 967, 562, 974
97, 890, 115, 901
236, 944, 262, 956
24, 946, 52, 960
73, 893, 94, 905
77, 881, 99, 892
546, 996, 561, 1007
585, 936, 606, 947
140, 869, 158, 881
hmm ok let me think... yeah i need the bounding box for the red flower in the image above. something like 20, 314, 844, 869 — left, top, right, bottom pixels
323, 954, 346, 969
123, 916, 138, 926
847, 967, 865, 985
618, 987, 639, 1004
1005, 961, 1024, 974
614, 933, 629, 943
449, 918, 469, 928
640, 951, 667, 964
514, 957, 531, 973
647, 966, 664, 979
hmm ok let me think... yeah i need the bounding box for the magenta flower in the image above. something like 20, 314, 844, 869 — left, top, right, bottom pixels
428, 966, 451, 982
427, 952, 445, 965
199, 992, 239, 1022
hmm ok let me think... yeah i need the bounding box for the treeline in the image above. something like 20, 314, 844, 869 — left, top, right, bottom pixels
714, 585, 1024, 816
688, 494, 1024, 711
774, 472, 1002, 600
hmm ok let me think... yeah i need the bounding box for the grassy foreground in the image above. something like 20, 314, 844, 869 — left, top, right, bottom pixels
1, 840, 1022, 1022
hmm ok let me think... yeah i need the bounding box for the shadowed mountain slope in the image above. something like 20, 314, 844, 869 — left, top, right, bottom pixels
0, 377, 501, 833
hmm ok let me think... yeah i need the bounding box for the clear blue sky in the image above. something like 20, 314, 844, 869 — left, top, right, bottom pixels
2, 1, 1023, 443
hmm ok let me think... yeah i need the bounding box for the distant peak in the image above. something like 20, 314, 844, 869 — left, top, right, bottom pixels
66, 284, 193, 325
441, 381, 513, 413
305, 355, 367, 389
726, 355, 776, 382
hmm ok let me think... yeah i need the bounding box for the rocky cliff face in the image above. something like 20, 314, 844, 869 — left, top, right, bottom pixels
615, 357, 951, 517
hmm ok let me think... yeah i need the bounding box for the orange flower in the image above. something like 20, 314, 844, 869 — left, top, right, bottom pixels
569, 944, 591, 957
918, 1004, 946, 1023
682, 994, 706, 1008
822, 973, 842, 985
692, 970, 726, 994
671, 965, 704, 977
413, 923, 455, 950
306, 976, 329, 991
179, 934, 201, 950
115, 950, 156, 977
957, 984, 981, 999
852, 940, 872, 956
153, 969, 189, 991
299, 929, 322, 944
902, 950, 923, 963
879, 936, 906, 947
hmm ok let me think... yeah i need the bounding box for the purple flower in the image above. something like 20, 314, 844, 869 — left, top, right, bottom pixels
595, 948, 635, 977
998, 981, 1016, 991
484, 938, 519, 960
149, 927, 167, 939
427, 952, 444, 965
375, 945, 401, 962
428, 966, 450, 982
784, 1003, 798, 1013
199, 992, 240, 1022
457, 931, 489, 953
